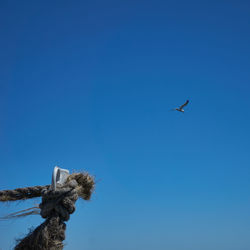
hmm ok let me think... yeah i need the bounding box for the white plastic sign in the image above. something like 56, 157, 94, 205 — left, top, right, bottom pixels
51, 166, 70, 190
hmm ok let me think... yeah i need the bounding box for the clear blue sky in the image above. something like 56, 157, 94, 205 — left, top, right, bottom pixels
1, 1, 250, 249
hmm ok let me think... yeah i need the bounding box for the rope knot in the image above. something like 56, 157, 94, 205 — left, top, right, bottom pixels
39, 186, 78, 221
1, 171, 95, 250
39, 173, 94, 222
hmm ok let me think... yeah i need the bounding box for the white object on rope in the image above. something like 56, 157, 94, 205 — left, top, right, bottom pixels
51, 166, 70, 191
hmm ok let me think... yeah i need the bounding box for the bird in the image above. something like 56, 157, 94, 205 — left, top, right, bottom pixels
174, 100, 189, 112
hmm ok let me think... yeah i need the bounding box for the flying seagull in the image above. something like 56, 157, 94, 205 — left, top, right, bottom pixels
174, 100, 189, 112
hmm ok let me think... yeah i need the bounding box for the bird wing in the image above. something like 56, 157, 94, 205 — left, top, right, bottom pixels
179, 100, 189, 109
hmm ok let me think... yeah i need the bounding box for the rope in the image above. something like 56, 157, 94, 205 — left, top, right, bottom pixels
0, 185, 50, 202
0, 206, 40, 220
0, 172, 95, 250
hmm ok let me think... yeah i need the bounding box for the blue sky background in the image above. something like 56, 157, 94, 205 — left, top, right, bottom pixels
1, 1, 250, 249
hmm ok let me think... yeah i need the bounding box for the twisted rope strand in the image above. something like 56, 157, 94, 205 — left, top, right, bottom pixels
0, 185, 50, 202
0, 206, 40, 220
